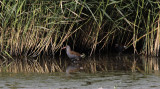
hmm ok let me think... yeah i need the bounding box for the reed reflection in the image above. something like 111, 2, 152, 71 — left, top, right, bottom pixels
141, 56, 159, 75
0, 55, 159, 75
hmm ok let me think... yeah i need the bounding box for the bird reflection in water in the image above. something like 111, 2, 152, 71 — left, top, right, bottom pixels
66, 62, 83, 74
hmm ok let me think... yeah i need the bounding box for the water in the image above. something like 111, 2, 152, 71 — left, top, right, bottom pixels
0, 55, 160, 89
0, 71, 160, 89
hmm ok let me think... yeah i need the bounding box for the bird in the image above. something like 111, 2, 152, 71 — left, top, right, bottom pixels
115, 44, 127, 55
62, 45, 85, 61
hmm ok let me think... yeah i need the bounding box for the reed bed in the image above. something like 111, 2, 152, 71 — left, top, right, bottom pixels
0, 0, 160, 58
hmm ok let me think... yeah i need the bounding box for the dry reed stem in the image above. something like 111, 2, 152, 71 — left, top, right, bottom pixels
154, 17, 160, 56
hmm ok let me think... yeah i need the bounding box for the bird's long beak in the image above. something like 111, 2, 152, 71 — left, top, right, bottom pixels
61, 46, 66, 49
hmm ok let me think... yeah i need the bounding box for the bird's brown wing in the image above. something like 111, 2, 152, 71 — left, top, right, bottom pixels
70, 51, 81, 56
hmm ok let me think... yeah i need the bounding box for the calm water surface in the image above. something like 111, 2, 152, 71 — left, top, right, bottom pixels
0, 71, 160, 89
0, 55, 160, 89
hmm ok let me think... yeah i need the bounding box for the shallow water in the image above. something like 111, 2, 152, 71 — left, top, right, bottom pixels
0, 71, 160, 89
0, 55, 160, 89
